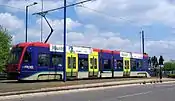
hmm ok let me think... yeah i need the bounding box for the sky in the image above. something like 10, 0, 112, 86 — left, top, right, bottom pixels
0, 0, 175, 61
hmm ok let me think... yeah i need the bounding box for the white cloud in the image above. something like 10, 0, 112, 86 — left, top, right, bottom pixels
66, 18, 82, 30
67, 32, 85, 41
145, 40, 175, 60
1, 0, 63, 13
33, 17, 82, 44
100, 32, 120, 38
66, 28, 133, 51
0, 13, 24, 32
2, 13, 171, 61
146, 1, 175, 27
65, 29, 175, 61
1, 1, 175, 61
36, 17, 81, 31
0, 13, 81, 44
75, 0, 175, 27
84, 24, 98, 34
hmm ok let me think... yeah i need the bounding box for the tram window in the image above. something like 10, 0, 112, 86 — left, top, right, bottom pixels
67, 57, 76, 69
125, 60, 129, 69
117, 60, 123, 69
23, 51, 31, 63
73, 57, 76, 69
137, 60, 142, 68
38, 53, 50, 66
79, 58, 88, 70
52, 54, 62, 67
143, 60, 147, 67
68, 57, 71, 68
139, 60, 142, 68
90, 58, 93, 69
94, 58, 97, 69
104, 59, 111, 69
90, 58, 97, 69
131, 59, 136, 70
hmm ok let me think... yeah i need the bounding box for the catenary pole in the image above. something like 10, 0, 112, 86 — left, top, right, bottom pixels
25, 6, 28, 42
142, 30, 145, 55
63, 0, 67, 82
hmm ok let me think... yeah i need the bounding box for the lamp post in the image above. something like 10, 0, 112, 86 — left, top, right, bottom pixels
25, 2, 38, 42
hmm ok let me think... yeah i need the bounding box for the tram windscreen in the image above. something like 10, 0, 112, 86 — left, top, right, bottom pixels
8, 47, 23, 64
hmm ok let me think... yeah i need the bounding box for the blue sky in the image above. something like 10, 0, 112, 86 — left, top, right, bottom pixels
0, 0, 175, 61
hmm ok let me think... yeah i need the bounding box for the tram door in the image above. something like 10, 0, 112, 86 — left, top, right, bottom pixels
50, 53, 62, 80
123, 57, 131, 77
88, 52, 99, 78
66, 53, 78, 79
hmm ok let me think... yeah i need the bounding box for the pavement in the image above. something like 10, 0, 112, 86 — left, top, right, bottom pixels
1, 79, 175, 101
0, 77, 174, 98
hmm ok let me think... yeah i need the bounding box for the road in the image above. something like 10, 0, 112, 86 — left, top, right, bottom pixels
0, 78, 146, 93
1, 81, 175, 101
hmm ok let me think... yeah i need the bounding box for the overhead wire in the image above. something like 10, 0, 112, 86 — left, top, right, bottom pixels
73, 2, 153, 43
0, 4, 25, 11
63, 0, 135, 24
78, 5, 133, 23
29, 0, 134, 24
0, 1, 144, 25
64, 1, 151, 53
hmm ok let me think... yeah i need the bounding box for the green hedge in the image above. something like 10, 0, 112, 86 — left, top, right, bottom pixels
167, 74, 175, 78
163, 62, 175, 71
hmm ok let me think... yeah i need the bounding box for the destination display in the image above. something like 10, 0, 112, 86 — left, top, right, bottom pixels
131, 53, 143, 59
50, 44, 69, 52
50, 44, 92, 54
120, 51, 131, 58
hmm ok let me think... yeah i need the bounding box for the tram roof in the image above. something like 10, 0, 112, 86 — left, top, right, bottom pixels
14, 42, 148, 57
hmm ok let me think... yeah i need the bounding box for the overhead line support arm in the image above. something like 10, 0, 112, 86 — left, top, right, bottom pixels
33, 0, 95, 15
36, 12, 54, 43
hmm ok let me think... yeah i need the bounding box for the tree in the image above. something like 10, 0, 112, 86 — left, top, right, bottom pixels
163, 62, 175, 71
0, 26, 12, 72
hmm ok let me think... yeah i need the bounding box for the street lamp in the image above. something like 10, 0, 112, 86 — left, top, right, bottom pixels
25, 2, 38, 42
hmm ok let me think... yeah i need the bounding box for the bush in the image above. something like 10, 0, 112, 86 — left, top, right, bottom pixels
0, 26, 12, 72
163, 62, 175, 71
167, 74, 175, 78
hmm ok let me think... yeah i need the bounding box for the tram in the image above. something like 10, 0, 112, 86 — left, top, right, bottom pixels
6, 42, 152, 81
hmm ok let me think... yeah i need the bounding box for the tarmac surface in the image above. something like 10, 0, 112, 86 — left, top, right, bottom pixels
0, 78, 144, 93
1, 81, 175, 101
